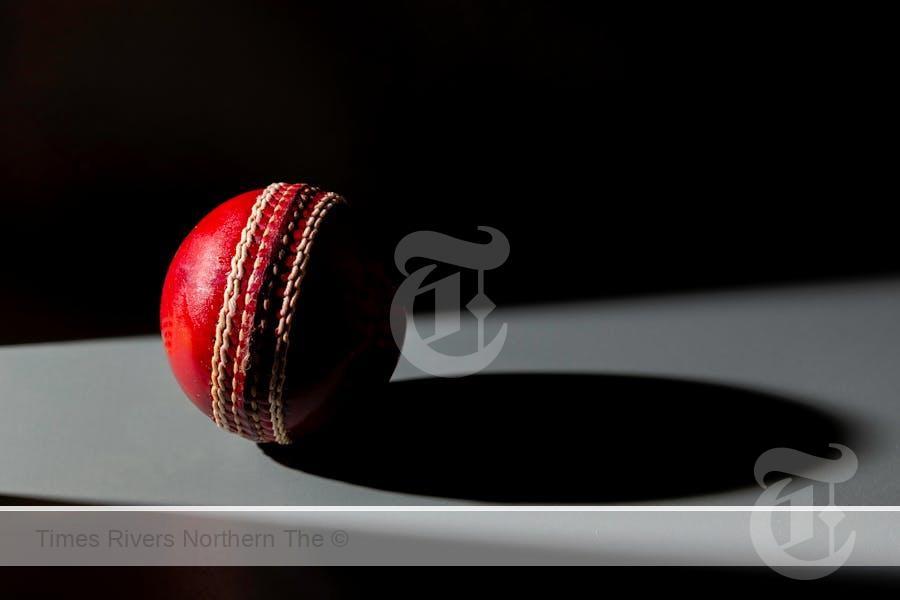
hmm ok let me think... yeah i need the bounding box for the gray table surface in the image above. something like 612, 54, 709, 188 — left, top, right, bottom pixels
2, 278, 899, 506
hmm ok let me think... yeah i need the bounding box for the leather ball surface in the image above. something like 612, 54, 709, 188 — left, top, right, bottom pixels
160, 183, 399, 443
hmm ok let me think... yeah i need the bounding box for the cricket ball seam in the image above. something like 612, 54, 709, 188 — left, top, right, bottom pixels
232, 182, 303, 440
227, 184, 287, 436
251, 183, 321, 442
205, 183, 344, 444
262, 184, 324, 443
244, 184, 319, 440
267, 191, 343, 444
210, 183, 282, 431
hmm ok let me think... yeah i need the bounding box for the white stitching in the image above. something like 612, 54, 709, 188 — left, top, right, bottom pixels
231, 184, 299, 440
267, 192, 343, 444
209, 183, 282, 433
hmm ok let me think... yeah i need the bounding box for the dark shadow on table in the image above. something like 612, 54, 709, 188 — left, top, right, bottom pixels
260, 374, 857, 503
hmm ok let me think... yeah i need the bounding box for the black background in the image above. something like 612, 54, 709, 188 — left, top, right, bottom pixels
1, 2, 892, 343
5, 566, 900, 594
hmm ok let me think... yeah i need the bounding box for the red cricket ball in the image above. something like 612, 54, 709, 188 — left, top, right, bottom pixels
160, 183, 400, 444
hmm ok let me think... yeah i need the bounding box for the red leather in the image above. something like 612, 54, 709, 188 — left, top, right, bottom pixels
160, 186, 400, 442
161, 189, 259, 417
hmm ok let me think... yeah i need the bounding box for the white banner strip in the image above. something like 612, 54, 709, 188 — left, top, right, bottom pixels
0, 510, 893, 567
